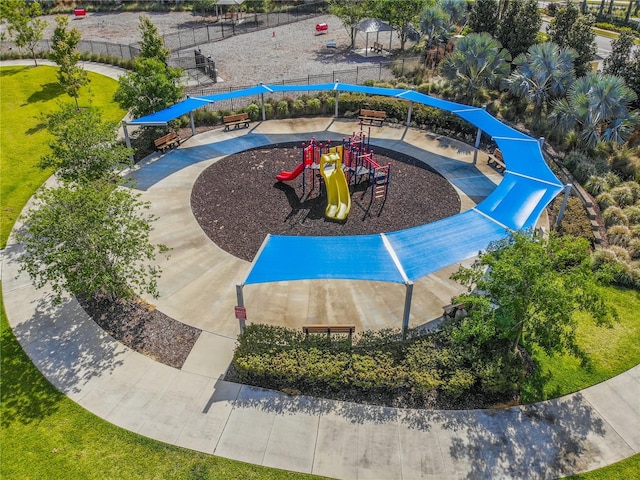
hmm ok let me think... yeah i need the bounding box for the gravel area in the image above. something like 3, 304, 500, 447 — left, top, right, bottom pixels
24, 11, 411, 87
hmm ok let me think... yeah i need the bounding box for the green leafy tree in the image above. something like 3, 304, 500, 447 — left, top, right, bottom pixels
329, 0, 371, 49
138, 15, 169, 64
439, 32, 511, 104
547, 2, 597, 77
468, 0, 499, 36
451, 232, 617, 358
374, 0, 428, 51
503, 42, 576, 120
114, 17, 183, 119
496, 0, 541, 60
114, 57, 183, 119
15, 180, 168, 305
419, 4, 453, 49
603, 29, 640, 109
51, 15, 89, 109
550, 73, 639, 149
0, 0, 47, 66
440, 0, 467, 25
39, 104, 132, 183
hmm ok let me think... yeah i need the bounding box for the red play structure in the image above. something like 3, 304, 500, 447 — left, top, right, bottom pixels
275, 125, 391, 205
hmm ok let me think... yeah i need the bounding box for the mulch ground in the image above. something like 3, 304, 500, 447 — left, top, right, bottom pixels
84, 143, 461, 372
191, 142, 461, 261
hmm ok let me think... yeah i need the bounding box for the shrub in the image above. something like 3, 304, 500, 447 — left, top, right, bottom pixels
607, 224, 631, 247
596, 192, 617, 210
603, 206, 629, 227
306, 98, 322, 115
245, 102, 261, 121
276, 100, 289, 117
623, 205, 640, 225
628, 239, 640, 260
610, 185, 637, 207
584, 176, 610, 196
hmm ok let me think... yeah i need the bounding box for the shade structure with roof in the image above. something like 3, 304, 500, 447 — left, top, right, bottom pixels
354, 18, 394, 56
125, 83, 566, 331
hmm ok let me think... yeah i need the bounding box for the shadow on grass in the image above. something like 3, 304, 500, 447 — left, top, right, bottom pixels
26, 82, 63, 103
0, 312, 64, 427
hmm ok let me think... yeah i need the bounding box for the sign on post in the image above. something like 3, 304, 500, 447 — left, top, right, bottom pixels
234, 306, 247, 320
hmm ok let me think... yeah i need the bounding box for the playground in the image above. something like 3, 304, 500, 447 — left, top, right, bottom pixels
191, 136, 461, 262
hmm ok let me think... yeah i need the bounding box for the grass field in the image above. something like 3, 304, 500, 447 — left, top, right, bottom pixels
0, 65, 126, 249
1, 64, 638, 479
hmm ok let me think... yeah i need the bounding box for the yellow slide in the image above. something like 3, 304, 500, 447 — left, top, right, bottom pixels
320, 150, 351, 221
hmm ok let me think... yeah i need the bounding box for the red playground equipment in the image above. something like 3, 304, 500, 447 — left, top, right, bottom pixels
275, 125, 391, 214
315, 23, 329, 34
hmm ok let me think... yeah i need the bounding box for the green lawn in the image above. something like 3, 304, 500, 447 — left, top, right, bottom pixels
523, 286, 640, 403
0, 66, 126, 248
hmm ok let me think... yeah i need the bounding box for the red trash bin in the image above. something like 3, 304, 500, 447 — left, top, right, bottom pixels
315, 23, 328, 33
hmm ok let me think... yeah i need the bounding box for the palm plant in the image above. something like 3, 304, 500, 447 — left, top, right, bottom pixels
439, 32, 511, 105
550, 73, 640, 150
503, 42, 576, 121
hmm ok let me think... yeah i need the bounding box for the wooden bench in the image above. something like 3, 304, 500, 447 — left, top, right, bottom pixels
302, 324, 355, 339
358, 109, 386, 126
372, 41, 384, 54
223, 112, 250, 131
154, 131, 181, 152
487, 148, 506, 172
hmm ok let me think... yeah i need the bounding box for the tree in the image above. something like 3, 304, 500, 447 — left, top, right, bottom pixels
374, 0, 427, 51
503, 42, 576, 120
603, 29, 640, 109
547, 2, 597, 77
51, 15, 89, 109
439, 32, 511, 104
496, 0, 541, 60
39, 104, 133, 183
550, 73, 639, 149
114, 57, 183, 119
114, 17, 183, 119
439, 0, 467, 25
0, 0, 47, 66
15, 180, 168, 305
138, 15, 169, 64
451, 232, 617, 358
468, 0, 499, 36
328, 0, 371, 49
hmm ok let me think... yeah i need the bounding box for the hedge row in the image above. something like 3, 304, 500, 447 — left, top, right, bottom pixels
232, 320, 523, 408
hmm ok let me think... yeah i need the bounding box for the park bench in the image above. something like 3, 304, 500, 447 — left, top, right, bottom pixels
358, 108, 387, 126
74, 8, 87, 18
302, 324, 355, 340
154, 131, 181, 152
487, 148, 506, 172
372, 41, 384, 54
223, 112, 250, 131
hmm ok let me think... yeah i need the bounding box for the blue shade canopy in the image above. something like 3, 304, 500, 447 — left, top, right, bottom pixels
130, 83, 564, 286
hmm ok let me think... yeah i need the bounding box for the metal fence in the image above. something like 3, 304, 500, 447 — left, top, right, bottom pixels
161, 2, 328, 52
1, 38, 141, 59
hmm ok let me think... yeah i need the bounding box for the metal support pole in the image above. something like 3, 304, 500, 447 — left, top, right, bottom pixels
538, 137, 545, 148
261, 91, 266, 121
406, 100, 413, 128
122, 121, 134, 166
334, 81, 339, 119
473, 105, 486, 165
555, 184, 573, 228
189, 111, 196, 136
236, 284, 246, 334
402, 282, 414, 339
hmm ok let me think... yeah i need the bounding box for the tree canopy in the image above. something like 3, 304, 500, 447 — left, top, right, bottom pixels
547, 2, 597, 77
114, 17, 183, 119
51, 15, 89, 108
0, 0, 47, 66
468, 0, 499, 36
451, 231, 617, 360
496, 0, 541, 60
39, 104, 132, 183
16, 181, 168, 304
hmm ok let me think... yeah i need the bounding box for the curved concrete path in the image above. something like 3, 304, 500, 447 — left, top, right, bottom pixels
2, 61, 638, 479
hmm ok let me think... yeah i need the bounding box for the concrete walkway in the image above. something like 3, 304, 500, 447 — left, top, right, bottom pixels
2, 61, 638, 479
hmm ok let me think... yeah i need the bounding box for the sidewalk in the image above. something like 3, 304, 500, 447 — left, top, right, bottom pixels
2, 108, 639, 478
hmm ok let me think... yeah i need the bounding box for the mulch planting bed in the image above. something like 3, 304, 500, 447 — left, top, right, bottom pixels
192, 142, 461, 261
